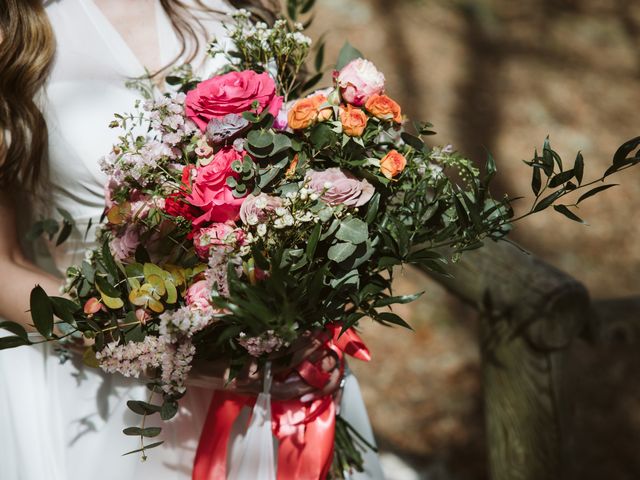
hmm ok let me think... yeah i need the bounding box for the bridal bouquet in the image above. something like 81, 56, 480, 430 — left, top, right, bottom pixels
4, 3, 639, 479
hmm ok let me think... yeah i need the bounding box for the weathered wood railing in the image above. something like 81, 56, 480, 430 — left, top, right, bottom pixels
416, 239, 635, 480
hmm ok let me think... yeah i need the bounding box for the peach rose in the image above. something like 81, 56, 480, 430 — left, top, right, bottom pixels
287, 94, 329, 130
340, 105, 368, 137
365, 94, 402, 123
380, 150, 407, 179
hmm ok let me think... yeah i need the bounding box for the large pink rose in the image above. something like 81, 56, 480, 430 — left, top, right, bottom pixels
305, 168, 375, 208
336, 59, 385, 106
186, 70, 284, 131
185, 147, 246, 225
185, 279, 212, 311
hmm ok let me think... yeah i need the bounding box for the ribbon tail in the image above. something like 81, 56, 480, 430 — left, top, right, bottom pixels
192, 392, 250, 480
330, 324, 371, 362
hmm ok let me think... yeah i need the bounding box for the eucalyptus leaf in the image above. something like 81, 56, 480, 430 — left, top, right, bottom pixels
328, 242, 357, 263
335, 218, 368, 245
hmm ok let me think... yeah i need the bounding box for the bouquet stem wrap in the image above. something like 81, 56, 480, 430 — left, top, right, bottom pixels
192, 325, 370, 480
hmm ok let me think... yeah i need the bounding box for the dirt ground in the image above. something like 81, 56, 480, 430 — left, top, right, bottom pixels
308, 0, 640, 478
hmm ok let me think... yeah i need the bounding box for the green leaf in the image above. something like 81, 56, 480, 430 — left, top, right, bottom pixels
306, 222, 322, 260
81, 261, 96, 283
532, 190, 564, 213
577, 184, 617, 204
57, 207, 74, 225
0, 336, 30, 350
377, 256, 402, 269
30, 285, 54, 339
314, 42, 325, 71
613, 136, 640, 165
160, 401, 179, 421
141, 427, 162, 438
0, 321, 29, 341
271, 134, 292, 155
574, 152, 584, 184
95, 275, 121, 298
400, 132, 424, 151
373, 292, 423, 308
309, 123, 335, 150
328, 242, 357, 263
531, 166, 542, 195
122, 441, 164, 457
335, 218, 368, 245
101, 241, 118, 279
50, 296, 79, 325
553, 205, 585, 224
247, 130, 274, 150
375, 312, 413, 330
365, 193, 380, 224
127, 400, 162, 416
548, 169, 574, 188
336, 41, 363, 70
56, 221, 73, 246
125, 262, 144, 279
42, 218, 60, 240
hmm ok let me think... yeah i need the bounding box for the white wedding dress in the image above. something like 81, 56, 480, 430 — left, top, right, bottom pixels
0, 1, 384, 479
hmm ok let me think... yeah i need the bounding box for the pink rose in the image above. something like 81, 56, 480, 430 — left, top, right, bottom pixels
239, 193, 283, 225
185, 280, 212, 310
185, 147, 246, 226
336, 59, 385, 106
185, 70, 284, 131
193, 223, 244, 260
109, 226, 140, 261
305, 168, 375, 208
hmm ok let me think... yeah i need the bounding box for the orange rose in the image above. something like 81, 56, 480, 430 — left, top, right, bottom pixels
365, 94, 402, 123
340, 104, 368, 137
288, 94, 328, 130
380, 150, 407, 179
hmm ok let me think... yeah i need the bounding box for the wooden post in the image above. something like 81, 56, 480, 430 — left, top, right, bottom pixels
415, 240, 589, 480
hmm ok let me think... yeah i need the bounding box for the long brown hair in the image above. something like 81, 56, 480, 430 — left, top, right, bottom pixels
0, 0, 280, 193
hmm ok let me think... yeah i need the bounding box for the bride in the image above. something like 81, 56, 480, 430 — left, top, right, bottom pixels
0, 0, 385, 479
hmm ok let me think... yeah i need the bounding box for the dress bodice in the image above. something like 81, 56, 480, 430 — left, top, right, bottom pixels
41, 0, 231, 272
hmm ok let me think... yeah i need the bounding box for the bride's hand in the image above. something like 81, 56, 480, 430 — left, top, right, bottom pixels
188, 333, 343, 401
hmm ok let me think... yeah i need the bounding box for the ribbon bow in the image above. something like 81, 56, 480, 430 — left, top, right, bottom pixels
192, 324, 370, 480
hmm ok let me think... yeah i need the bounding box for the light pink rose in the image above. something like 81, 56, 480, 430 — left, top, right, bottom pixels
193, 223, 244, 260
185, 280, 212, 310
185, 147, 246, 226
109, 227, 139, 261
185, 70, 284, 132
336, 59, 385, 106
305, 168, 375, 207
239, 193, 283, 225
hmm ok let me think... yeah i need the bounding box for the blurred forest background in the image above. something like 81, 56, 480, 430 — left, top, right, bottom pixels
306, 0, 640, 478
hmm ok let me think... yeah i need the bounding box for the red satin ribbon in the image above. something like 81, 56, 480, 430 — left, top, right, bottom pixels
192, 324, 370, 480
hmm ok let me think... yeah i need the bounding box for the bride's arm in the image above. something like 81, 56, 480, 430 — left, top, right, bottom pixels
0, 192, 63, 329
